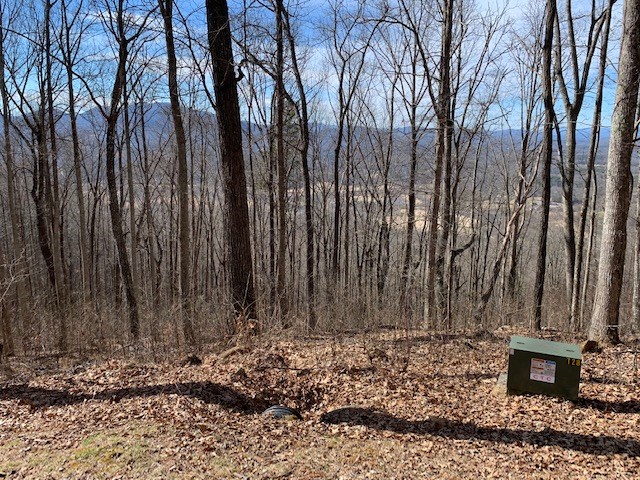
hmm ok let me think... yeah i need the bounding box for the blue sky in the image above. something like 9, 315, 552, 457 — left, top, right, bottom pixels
0, 0, 622, 131
226, 0, 621, 130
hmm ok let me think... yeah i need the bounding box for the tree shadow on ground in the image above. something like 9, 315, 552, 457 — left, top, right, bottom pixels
0, 381, 269, 414
421, 372, 497, 382
575, 397, 640, 414
320, 407, 639, 457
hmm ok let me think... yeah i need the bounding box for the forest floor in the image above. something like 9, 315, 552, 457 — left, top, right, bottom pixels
0, 327, 639, 479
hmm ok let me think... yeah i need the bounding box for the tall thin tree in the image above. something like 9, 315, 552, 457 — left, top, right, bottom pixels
158, 0, 195, 345
101, 0, 153, 341
532, 0, 557, 331
282, 5, 316, 330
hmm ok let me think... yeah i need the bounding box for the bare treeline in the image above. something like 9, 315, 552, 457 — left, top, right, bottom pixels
0, 0, 636, 354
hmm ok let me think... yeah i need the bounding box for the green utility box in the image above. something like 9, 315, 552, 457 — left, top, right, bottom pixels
507, 336, 582, 400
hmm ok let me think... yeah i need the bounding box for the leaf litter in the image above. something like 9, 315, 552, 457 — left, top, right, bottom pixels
0, 328, 639, 479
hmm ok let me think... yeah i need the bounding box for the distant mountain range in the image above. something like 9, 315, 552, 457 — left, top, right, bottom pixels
28, 102, 615, 166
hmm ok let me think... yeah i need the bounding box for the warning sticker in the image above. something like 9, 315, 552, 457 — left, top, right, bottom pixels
530, 358, 556, 384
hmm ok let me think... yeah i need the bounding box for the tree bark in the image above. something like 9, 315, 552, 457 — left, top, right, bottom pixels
282, 7, 316, 330
105, 2, 140, 341
275, 0, 288, 323
206, 0, 257, 328
533, 0, 557, 331
589, 0, 640, 344
425, 0, 453, 328
159, 0, 195, 345
0, 1, 26, 353
571, 0, 614, 331
60, 0, 91, 302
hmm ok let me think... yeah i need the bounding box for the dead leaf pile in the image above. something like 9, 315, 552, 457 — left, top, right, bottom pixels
0, 330, 638, 479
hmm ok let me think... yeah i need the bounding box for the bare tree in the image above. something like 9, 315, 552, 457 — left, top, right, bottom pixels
503, 10, 544, 305
589, 0, 640, 345
5, 1, 69, 347
378, 17, 431, 317
281, 5, 316, 329
206, 0, 257, 328
158, 0, 195, 345
554, 0, 607, 321
0, 0, 27, 353
324, 0, 373, 289
100, 0, 156, 341
58, 0, 91, 302
274, 0, 288, 322
532, 0, 557, 331
571, 0, 616, 331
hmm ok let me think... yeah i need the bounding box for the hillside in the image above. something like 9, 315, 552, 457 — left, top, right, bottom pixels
0, 328, 638, 479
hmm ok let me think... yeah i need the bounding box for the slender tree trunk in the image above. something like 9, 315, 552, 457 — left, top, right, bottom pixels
506, 130, 532, 302
571, 0, 614, 331
44, 0, 68, 350
425, 0, 453, 328
400, 53, 419, 314
0, 251, 13, 356
436, 118, 453, 328
377, 78, 396, 304
275, 0, 288, 323
533, 0, 557, 331
105, 4, 140, 341
268, 131, 277, 311
61, 0, 91, 302
560, 120, 577, 304
332, 94, 344, 289
31, 122, 58, 300
554, 0, 605, 321
122, 84, 140, 333
282, 7, 316, 330
581, 178, 598, 323
344, 121, 352, 289
0, 2, 26, 353
139, 100, 159, 311
159, 0, 195, 345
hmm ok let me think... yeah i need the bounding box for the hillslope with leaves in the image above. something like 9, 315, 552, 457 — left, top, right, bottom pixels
0, 329, 638, 479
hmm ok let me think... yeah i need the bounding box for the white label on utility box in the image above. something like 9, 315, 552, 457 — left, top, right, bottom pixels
530, 358, 556, 384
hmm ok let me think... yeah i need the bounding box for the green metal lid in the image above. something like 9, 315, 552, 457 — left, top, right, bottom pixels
509, 335, 581, 359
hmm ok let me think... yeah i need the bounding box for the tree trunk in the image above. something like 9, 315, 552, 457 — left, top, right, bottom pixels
206, 0, 257, 328
581, 178, 599, 323
44, 0, 67, 350
159, 0, 195, 345
571, 0, 614, 331
105, 5, 140, 341
589, 0, 640, 344
0, 2, 26, 353
282, 7, 316, 330
123, 83, 138, 307
425, 0, 453, 328
554, 0, 606, 323
275, 0, 288, 324
400, 49, 419, 315
61, 0, 91, 303
533, 0, 557, 331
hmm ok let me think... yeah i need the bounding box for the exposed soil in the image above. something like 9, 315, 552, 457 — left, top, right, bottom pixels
0, 328, 639, 479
